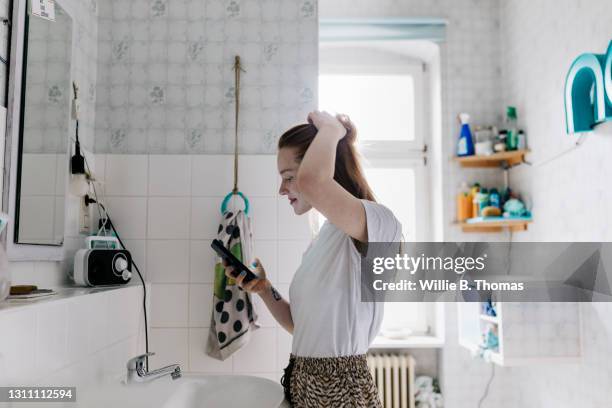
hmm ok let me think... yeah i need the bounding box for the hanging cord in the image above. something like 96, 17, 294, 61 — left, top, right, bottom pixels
232, 55, 245, 194
521, 133, 587, 168
477, 363, 496, 408
83, 156, 150, 371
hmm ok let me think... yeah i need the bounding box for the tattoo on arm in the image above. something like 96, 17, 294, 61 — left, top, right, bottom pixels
270, 286, 282, 301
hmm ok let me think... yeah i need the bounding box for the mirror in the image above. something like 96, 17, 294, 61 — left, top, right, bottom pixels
14, 2, 73, 245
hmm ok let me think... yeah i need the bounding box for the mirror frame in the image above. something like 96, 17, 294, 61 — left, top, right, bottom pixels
2, 0, 74, 260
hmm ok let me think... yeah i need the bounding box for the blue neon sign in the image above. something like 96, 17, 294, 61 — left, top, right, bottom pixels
564, 41, 612, 134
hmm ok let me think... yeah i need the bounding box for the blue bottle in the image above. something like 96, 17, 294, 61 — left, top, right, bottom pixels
489, 188, 501, 209
456, 113, 475, 156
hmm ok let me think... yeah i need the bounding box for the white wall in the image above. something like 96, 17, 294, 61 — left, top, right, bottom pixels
0, 285, 146, 387
94, 153, 312, 381
498, 0, 612, 406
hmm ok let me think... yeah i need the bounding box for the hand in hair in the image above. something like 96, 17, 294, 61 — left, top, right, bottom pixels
296, 110, 369, 242
307, 110, 348, 140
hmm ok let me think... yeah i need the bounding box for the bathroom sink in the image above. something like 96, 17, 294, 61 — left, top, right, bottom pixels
75, 374, 287, 408
162, 375, 287, 408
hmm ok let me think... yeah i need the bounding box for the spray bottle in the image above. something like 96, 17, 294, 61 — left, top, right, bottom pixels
456, 113, 475, 157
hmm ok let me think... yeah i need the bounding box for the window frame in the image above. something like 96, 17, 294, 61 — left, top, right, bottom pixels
319, 62, 431, 241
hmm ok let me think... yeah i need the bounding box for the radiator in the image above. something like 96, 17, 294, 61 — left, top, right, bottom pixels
367, 353, 416, 408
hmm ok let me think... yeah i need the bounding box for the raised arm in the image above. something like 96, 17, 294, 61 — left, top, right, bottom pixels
296, 111, 368, 242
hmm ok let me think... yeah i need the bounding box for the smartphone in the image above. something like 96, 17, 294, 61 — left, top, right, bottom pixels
211, 239, 258, 284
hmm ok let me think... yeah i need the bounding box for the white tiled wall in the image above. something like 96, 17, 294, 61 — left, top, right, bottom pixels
497, 0, 612, 406
0, 285, 146, 387
94, 0, 317, 154
94, 153, 311, 380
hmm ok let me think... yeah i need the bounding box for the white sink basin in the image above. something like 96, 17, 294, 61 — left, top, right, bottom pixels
163, 375, 286, 408
74, 374, 287, 408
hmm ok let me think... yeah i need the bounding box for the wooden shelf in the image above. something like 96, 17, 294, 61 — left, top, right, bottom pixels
457, 217, 532, 233
454, 150, 529, 168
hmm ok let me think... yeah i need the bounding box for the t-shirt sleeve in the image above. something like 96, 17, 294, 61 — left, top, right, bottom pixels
360, 200, 402, 243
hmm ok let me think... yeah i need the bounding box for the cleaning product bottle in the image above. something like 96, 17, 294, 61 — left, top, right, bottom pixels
456, 113, 475, 157
470, 183, 481, 217
489, 188, 501, 209
476, 188, 489, 215
456, 182, 472, 221
505, 107, 518, 151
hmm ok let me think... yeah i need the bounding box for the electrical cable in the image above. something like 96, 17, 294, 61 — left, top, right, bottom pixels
521, 134, 587, 168
82, 157, 150, 370
105, 215, 150, 371
477, 363, 496, 408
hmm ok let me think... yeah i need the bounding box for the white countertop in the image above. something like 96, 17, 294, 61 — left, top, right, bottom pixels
0, 283, 148, 314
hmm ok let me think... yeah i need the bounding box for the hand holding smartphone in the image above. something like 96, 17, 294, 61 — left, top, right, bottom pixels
210, 239, 258, 284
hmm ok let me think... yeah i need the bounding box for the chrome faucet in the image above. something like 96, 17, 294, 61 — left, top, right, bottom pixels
126, 352, 182, 384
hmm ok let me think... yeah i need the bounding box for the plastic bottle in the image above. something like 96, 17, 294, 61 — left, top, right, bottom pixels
470, 183, 481, 217
489, 188, 501, 209
517, 130, 526, 150
456, 182, 472, 221
476, 188, 490, 214
456, 113, 475, 157
505, 107, 518, 151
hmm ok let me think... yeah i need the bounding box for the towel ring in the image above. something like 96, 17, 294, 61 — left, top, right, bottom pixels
221, 191, 250, 216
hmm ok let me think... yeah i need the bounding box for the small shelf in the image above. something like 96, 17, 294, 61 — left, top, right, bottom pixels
454, 150, 529, 168
457, 217, 532, 233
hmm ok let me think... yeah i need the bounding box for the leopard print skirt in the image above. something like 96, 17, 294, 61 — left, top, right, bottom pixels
280, 354, 382, 407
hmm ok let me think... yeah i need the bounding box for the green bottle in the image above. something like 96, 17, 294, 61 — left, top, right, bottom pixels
505, 106, 518, 151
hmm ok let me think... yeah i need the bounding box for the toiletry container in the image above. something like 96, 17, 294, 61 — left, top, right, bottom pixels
489, 188, 501, 209
505, 107, 518, 151
470, 183, 481, 217
456, 182, 472, 221
475, 188, 489, 216
517, 130, 526, 150
456, 113, 475, 157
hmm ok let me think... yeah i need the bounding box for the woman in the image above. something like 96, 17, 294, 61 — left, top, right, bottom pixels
224, 110, 402, 407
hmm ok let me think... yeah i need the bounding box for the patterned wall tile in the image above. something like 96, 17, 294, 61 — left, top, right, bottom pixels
94, 0, 318, 154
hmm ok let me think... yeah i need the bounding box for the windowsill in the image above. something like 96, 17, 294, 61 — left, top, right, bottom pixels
0, 283, 147, 314
370, 334, 444, 349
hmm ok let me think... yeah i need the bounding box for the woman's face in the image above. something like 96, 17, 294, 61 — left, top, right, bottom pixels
277, 147, 312, 215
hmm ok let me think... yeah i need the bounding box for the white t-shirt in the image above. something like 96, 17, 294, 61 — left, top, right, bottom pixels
289, 199, 402, 357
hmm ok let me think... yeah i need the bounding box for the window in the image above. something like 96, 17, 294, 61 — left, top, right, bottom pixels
318, 66, 429, 242
319, 44, 438, 342
319, 74, 416, 142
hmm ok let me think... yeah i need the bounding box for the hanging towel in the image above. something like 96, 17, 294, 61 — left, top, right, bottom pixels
207, 209, 259, 360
